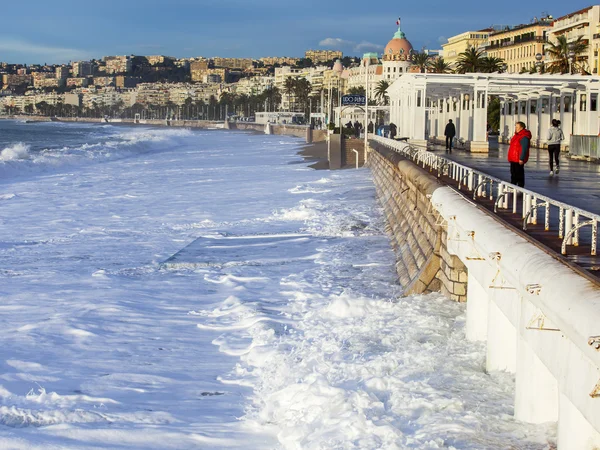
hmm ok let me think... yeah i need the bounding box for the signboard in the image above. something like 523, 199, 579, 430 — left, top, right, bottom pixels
341, 95, 366, 106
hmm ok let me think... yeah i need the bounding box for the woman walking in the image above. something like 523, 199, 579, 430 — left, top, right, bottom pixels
547, 119, 564, 175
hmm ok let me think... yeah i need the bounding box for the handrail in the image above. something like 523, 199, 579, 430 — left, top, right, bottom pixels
371, 135, 600, 257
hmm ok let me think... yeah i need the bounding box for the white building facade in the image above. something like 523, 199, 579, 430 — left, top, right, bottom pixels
387, 72, 600, 151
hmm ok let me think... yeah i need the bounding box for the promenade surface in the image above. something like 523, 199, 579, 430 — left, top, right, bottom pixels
429, 141, 600, 217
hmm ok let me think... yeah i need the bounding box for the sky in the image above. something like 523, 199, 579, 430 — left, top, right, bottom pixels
0, 0, 593, 64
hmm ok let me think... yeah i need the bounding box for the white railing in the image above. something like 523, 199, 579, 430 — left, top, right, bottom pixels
371, 135, 599, 257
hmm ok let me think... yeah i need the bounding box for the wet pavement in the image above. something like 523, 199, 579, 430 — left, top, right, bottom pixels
430, 142, 600, 217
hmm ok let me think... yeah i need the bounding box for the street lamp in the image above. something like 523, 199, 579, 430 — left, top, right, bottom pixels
568, 42, 576, 75
364, 56, 370, 154
535, 52, 543, 74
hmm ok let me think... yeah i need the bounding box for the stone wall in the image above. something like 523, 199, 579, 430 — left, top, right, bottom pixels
367, 145, 467, 300
342, 139, 365, 167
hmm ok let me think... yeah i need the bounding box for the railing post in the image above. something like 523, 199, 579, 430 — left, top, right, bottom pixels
574, 212, 580, 246
565, 209, 574, 245
512, 188, 518, 214
559, 208, 565, 239
593, 220, 598, 256
532, 197, 537, 225
545, 202, 550, 231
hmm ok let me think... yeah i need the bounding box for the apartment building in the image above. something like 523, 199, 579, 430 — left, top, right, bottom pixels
81, 88, 122, 108
92, 77, 115, 87
259, 57, 300, 66
212, 57, 253, 70
305, 50, 343, 63
72, 61, 93, 77
34, 77, 65, 89
104, 56, 132, 74
486, 20, 552, 73
345, 55, 381, 99
147, 55, 176, 65
115, 76, 138, 88
56, 66, 70, 79
190, 60, 209, 82
234, 76, 275, 96
548, 6, 600, 74
442, 29, 493, 66
66, 78, 89, 88
135, 83, 171, 105
2, 74, 32, 88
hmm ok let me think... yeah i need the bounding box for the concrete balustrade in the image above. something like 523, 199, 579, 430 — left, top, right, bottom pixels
368, 144, 600, 448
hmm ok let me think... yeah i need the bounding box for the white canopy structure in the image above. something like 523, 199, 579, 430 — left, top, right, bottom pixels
387, 73, 600, 152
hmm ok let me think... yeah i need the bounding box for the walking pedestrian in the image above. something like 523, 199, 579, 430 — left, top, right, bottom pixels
444, 119, 456, 152
547, 119, 564, 176
508, 121, 532, 187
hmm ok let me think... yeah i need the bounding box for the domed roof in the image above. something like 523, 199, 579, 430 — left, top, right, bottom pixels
383, 27, 413, 61
333, 59, 343, 73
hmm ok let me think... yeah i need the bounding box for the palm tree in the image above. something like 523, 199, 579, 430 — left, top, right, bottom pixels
411, 52, 430, 73
480, 56, 506, 73
545, 35, 589, 74
293, 78, 312, 116
455, 47, 486, 73
261, 86, 281, 112
284, 77, 296, 111
374, 80, 390, 106
347, 86, 365, 95
428, 57, 452, 74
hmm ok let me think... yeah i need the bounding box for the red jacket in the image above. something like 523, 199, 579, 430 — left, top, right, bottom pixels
508, 129, 532, 163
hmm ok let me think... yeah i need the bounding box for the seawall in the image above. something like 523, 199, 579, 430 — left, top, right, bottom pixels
367, 140, 600, 449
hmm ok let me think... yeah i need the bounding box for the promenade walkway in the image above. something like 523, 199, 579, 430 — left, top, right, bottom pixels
371, 137, 600, 280
429, 141, 600, 216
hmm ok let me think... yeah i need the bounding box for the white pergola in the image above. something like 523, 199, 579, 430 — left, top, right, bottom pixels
387, 73, 600, 152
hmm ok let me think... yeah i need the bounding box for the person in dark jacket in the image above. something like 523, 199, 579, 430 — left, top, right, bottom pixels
444, 119, 456, 152
389, 122, 397, 140
508, 121, 532, 187
367, 121, 374, 134
353, 120, 361, 137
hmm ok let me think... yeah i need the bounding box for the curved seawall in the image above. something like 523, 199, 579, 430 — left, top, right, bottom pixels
367, 142, 600, 449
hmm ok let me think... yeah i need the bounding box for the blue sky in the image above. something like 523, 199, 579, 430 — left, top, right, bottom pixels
0, 0, 592, 64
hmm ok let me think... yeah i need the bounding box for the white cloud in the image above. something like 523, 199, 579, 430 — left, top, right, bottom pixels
354, 41, 384, 53
0, 38, 92, 63
438, 36, 448, 44
318, 38, 354, 48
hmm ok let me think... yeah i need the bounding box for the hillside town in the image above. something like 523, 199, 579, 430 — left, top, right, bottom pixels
1, 5, 599, 123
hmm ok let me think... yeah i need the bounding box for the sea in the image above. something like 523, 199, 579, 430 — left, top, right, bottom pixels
0, 119, 555, 449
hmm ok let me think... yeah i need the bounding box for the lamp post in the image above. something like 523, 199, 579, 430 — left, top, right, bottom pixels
364, 56, 370, 158
568, 42, 576, 75
535, 52, 543, 74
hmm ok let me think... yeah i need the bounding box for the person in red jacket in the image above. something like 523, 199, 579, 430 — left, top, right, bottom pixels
508, 121, 532, 187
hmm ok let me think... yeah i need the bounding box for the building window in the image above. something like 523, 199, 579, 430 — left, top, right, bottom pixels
592, 93, 598, 111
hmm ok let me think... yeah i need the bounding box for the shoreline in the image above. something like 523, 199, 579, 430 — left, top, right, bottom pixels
1, 115, 331, 170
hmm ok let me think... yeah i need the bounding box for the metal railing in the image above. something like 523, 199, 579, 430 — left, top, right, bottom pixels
570, 135, 600, 159
371, 135, 599, 257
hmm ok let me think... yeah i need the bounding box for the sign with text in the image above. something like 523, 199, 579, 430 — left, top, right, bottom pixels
341, 95, 366, 106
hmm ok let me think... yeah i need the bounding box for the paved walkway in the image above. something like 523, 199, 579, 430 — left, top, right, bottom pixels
429, 142, 600, 217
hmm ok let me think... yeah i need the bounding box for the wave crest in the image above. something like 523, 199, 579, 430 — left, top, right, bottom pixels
0, 143, 30, 161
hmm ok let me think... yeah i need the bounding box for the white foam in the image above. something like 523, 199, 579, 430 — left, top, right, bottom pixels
0, 143, 30, 161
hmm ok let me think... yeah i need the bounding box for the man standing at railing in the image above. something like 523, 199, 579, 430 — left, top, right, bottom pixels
444, 119, 456, 152
508, 121, 532, 187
